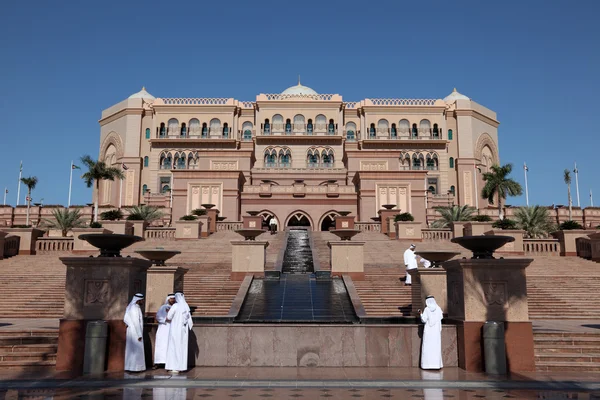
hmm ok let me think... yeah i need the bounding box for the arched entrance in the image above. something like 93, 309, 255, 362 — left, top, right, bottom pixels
286, 211, 313, 229
258, 210, 277, 230
319, 211, 340, 231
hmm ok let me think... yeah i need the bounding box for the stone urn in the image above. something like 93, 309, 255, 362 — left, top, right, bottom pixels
247, 211, 260, 216
414, 250, 460, 268
78, 233, 143, 257
201, 204, 215, 210
330, 229, 360, 241
234, 229, 265, 241
451, 235, 514, 259
381, 204, 396, 210
134, 248, 181, 266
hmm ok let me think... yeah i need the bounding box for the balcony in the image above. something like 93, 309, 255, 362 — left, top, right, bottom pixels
259, 125, 338, 136
307, 162, 334, 168
265, 162, 291, 168
361, 128, 443, 140
400, 165, 439, 171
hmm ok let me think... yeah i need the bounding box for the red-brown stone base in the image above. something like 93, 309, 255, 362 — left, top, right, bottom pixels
457, 321, 535, 372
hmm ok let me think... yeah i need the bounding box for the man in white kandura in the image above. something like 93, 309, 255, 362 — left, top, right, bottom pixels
419, 256, 432, 269
165, 292, 193, 373
419, 295, 444, 370
124, 293, 146, 372
403, 244, 418, 285
153, 293, 175, 369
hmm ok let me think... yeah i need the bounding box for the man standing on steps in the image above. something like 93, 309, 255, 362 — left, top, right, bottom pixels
153, 293, 175, 369
269, 217, 278, 234
124, 293, 146, 372
165, 292, 193, 373
403, 244, 418, 286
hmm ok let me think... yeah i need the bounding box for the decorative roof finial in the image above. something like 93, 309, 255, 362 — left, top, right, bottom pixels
298, 75, 301, 86
142, 86, 146, 91
453, 88, 457, 92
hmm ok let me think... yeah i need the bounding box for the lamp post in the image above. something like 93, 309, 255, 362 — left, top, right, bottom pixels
524, 163, 529, 206
574, 163, 580, 207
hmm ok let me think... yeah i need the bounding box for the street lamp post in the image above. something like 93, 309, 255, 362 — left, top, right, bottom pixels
524, 163, 530, 206
574, 163, 580, 207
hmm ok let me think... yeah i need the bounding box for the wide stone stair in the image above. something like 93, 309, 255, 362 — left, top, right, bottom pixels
534, 331, 600, 371
0, 329, 58, 369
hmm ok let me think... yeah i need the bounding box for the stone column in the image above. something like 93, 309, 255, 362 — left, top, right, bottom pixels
145, 266, 188, 314
72, 228, 112, 254
2, 227, 45, 255
589, 232, 600, 262
409, 268, 447, 317
328, 241, 365, 279
56, 257, 152, 373
197, 215, 210, 237
231, 240, 269, 280
395, 221, 422, 242
206, 209, 219, 234
175, 220, 203, 239
443, 258, 535, 372
243, 215, 263, 229
334, 215, 355, 230
0, 231, 7, 259
378, 209, 397, 237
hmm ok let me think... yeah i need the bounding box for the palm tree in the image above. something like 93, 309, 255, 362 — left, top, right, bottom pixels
564, 169, 573, 221
514, 206, 556, 238
80, 155, 125, 222
42, 208, 86, 237
20, 176, 38, 226
481, 163, 523, 219
431, 205, 476, 228
126, 205, 163, 223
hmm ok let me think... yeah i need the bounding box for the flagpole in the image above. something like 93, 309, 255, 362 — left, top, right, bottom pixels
524, 162, 529, 206
591, 190, 594, 207
16, 161, 22, 206
68, 161, 74, 207
574, 162, 580, 207
3, 188, 7, 206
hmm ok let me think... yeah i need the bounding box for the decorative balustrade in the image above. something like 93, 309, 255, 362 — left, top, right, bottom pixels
160, 98, 231, 105
263, 93, 335, 101
368, 98, 438, 106
422, 229, 452, 241
362, 132, 443, 140
576, 237, 592, 259
241, 101, 254, 108
356, 222, 381, 232
345, 102, 358, 109
524, 239, 560, 256
36, 237, 74, 254
217, 221, 243, 231
145, 227, 176, 240
3, 235, 20, 257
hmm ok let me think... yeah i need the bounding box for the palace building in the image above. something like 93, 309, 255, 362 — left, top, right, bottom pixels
98, 82, 500, 230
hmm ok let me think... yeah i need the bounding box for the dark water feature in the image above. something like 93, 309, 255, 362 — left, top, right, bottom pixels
236, 229, 357, 323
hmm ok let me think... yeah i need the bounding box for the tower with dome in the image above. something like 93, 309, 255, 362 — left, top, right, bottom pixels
97, 82, 499, 229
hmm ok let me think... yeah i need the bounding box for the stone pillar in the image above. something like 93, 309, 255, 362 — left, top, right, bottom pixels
56, 256, 152, 373
552, 229, 591, 256
145, 266, 188, 314
243, 215, 263, 229
328, 241, 365, 279
485, 230, 525, 256
395, 221, 422, 242
231, 240, 269, 280
464, 222, 493, 236
1, 227, 45, 255
206, 209, 219, 234
0, 231, 7, 259
129, 221, 148, 238
589, 232, 600, 262
409, 268, 447, 317
334, 215, 355, 230
101, 221, 134, 235
443, 258, 535, 372
378, 209, 397, 237
450, 222, 467, 238
175, 220, 203, 240
198, 215, 210, 237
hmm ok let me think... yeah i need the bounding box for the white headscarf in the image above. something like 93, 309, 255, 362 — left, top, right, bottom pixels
175, 292, 193, 330
424, 296, 443, 328
156, 293, 175, 323
125, 293, 144, 314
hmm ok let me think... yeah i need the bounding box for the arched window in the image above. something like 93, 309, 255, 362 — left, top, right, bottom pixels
433, 123, 439, 138
272, 114, 283, 132
180, 123, 187, 137
449, 157, 454, 169
412, 123, 418, 137
315, 115, 326, 132
188, 153, 197, 169
307, 119, 313, 134
264, 119, 271, 134
189, 119, 200, 137
448, 129, 453, 140
391, 123, 397, 138
265, 149, 276, 167
449, 185, 456, 196
400, 153, 411, 170
428, 186, 437, 194
280, 149, 291, 166
377, 119, 389, 136
176, 153, 186, 169
285, 119, 292, 134
399, 119, 410, 136
369, 123, 376, 138
426, 154, 438, 170
168, 118, 179, 136
143, 156, 149, 167
293, 114, 305, 133
161, 185, 170, 194
142, 184, 148, 194
412, 154, 423, 169
307, 150, 320, 167
346, 122, 356, 140
202, 123, 208, 138
328, 119, 335, 134
419, 119, 431, 137
145, 128, 150, 139
160, 153, 172, 170
242, 122, 253, 141
223, 123, 229, 138
209, 119, 221, 136
159, 123, 166, 137
322, 150, 334, 167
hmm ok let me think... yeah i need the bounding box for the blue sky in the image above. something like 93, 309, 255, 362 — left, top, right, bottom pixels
1, 0, 598, 207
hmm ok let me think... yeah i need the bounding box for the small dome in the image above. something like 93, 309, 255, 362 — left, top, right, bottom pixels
443, 88, 470, 103
281, 77, 318, 96
128, 86, 155, 100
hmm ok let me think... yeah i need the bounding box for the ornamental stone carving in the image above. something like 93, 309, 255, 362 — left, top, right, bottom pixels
484, 281, 507, 306
85, 280, 109, 305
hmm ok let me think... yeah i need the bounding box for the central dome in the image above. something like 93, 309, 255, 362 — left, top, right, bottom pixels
281, 78, 318, 96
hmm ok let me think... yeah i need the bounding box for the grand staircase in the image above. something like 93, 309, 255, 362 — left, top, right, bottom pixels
0, 329, 58, 369
534, 330, 600, 372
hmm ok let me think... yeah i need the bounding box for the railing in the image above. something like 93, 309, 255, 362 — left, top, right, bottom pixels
36, 237, 74, 253
524, 239, 561, 256
263, 93, 335, 101
145, 227, 176, 240
368, 98, 438, 106
422, 229, 452, 241
160, 98, 230, 105
217, 221, 243, 231
3, 235, 20, 257
265, 162, 291, 168
307, 162, 334, 168
576, 237, 592, 259
356, 222, 381, 232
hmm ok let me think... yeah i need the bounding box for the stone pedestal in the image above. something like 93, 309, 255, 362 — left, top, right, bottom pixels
334, 215, 355, 230
101, 221, 134, 235
2, 227, 45, 255
327, 241, 365, 279
395, 221, 422, 242
243, 215, 263, 229
72, 228, 113, 254
145, 266, 188, 314
552, 229, 591, 256
464, 222, 494, 236
450, 222, 467, 238
175, 220, 203, 240
56, 256, 152, 373
409, 268, 447, 317
0, 231, 7, 259
589, 232, 600, 262
198, 216, 210, 237
231, 240, 269, 279
485, 230, 525, 256
129, 221, 148, 238
378, 209, 397, 237
206, 209, 219, 234
443, 258, 535, 372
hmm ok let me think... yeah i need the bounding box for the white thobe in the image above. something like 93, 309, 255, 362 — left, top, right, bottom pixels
403, 248, 417, 284
420, 307, 444, 369
420, 258, 432, 268
165, 303, 191, 371
124, 304, 145, 371
154, 304, 171, 364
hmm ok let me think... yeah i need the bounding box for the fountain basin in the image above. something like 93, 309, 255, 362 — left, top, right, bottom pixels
451, 235, 515, 259
246, 211, 260, 216
381, 204, 396, 210
235, 228, 266, 241
336, 211, 352, 217
78, 233, 143, 257
134, 248, 181, 266
415, 251, 461, 267
201, 204, 215, 209
330, 229, 360, 241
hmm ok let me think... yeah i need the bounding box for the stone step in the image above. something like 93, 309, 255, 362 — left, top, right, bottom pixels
0, 344, 57, 353
0, 352, 57, 362
536, 361, 600, 372
534, 337, 600, 346
0, 337, 58, 346
0, 360, 56, 368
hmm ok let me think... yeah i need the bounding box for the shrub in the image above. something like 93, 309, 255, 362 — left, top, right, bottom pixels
191, 208, 207, 216
126, 205, 163, 222
100, 209, 123, 221
560, 220, 583, 230
471, 215, 493, 222
492, 218, 518, 230
90, 222, 103, 228
394, 212, 414, 222
179, 215, 198, 221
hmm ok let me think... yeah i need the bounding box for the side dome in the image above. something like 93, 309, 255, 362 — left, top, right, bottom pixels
443, 88, 470, 103
281, 79, 318, 96
128, 86, 156, 100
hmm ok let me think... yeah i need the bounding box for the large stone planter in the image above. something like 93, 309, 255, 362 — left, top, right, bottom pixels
1, 227, 45, 255
101, 221, 134, 235
485, 229, 525, 255
146, 266, 188, 314
72, 228, 112, 254
464, 222, 494, 236
231, 240, 269, 279
327, 240, 365, 279
395, 221, 422, 242
128, 220, 148, 238
409, 267, 447, 317
175, 220, 203, 240
197, 216, 210, 238
587, 232, 600, 262
450, 221, 468, 238
552, 229, 592, 256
